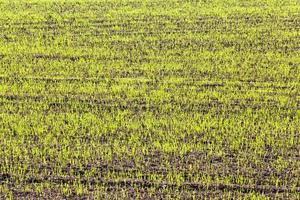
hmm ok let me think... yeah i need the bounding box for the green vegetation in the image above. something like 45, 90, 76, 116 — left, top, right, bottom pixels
0, 0, 299, 199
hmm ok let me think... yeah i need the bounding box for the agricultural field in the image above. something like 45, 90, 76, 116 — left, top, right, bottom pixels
0, 0, 299, 199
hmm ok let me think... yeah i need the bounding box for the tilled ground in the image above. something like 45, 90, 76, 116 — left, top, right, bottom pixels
0, 0, 299, 199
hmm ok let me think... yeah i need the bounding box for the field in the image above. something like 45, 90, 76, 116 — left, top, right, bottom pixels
0, 0, 299, 199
